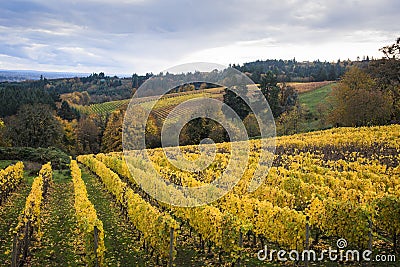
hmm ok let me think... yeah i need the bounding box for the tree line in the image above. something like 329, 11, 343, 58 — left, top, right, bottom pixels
233, 58, 369, 83
0, 38, 398, 154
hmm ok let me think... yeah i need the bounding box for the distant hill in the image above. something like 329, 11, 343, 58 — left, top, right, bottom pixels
0, 70, 90, 82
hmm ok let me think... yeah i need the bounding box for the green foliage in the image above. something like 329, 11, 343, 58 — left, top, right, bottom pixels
299, 83, 333, 115
7, 104, 64, 148
276, 105, 303, 136
260, 72, 281, 118
259, 71, 299, 119
222, 85, 250, 120
0, 85, 55, 117
236, 58, 348, 83
366, 59, 400, 122
49, 74, 133, 104
243, 113, 260, 137
0, 147, 70, 169
57, 101, 79, 121
179, 117, 226, 146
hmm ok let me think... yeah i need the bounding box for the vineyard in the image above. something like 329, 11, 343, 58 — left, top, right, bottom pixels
72, 87, 225, 117
73, 99, 130, 116
0, 125, 399, 266
73, 81, 332, 118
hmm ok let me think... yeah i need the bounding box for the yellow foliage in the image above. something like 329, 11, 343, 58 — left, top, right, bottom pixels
15, 162, 52, 241
71, 160, 105, 266
0, 161, 24, 200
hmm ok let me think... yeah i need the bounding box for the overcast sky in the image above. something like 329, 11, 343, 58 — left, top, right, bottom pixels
0, 0, 398, 75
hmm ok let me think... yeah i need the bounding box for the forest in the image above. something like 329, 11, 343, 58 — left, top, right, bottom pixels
0, 38, 398, 157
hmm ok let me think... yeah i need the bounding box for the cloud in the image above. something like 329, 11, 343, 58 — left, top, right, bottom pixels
0, 0, 398, 74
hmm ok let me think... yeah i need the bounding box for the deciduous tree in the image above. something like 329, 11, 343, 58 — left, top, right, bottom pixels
102, 109, 124, 152
329, 67, 392, 126
76, 116, 100, 154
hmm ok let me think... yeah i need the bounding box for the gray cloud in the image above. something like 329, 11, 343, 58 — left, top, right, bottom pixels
0, 0, 398, 74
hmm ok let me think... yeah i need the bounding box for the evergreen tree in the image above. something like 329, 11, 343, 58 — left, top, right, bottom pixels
222, 85, 250, 120
57, 101, 79, 121
260, 71, 281, 118
7, 104, 63, 148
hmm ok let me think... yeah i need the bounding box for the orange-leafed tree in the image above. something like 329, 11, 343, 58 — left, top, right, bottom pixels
329, 67, 392, 127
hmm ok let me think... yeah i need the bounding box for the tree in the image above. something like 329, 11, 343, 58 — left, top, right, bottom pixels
328, 65, 337, 80
57, 101, 79, 121
366, 59, 400, 122
276, 105, 303, 135
145, 113, 161, 148
243, 113, 260, 137
179, 118, 226, 146
76, 116, 100, 154
329, 67, 392, 126
317, 67, 328, 81
380, 37, 400, 59
222, 84, 250, 120
0, 86, 55, 117
102, 109, 124, 152
366, 37, 400, 122
179, 84, 195, 92
123, 106, 147, 150
0, 119, 8, 146
61, 91, 90, 105
260, 71, 281, 118
132, 73, 139, 88
199, 83, 208, 90
280, 84, 298, 113
58, 118, 78, 156
7, 104, 63, 148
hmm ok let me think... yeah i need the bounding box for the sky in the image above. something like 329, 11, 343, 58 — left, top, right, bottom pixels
0, 0, 399, 75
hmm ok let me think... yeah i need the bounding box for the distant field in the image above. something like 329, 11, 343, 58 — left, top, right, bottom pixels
299, 83, 335, 114
298, 83, 335, 131
282, 81, 335, 94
